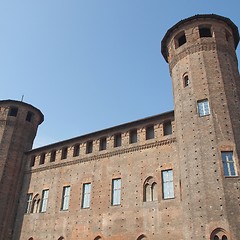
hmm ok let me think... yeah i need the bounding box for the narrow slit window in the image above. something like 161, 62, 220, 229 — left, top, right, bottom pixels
183, 75, 190, 87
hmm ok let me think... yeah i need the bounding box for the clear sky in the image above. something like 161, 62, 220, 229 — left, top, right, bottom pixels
1, 1, 239, 148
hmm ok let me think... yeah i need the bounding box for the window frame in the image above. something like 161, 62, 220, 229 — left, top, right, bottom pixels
162, 170, 175, 199
82, 183, 92, 209
197, 99, 210, 117
40, 189, 49, 213
112, 178, 121, 206
221, 151, 237, 177
61, 186, 71, 211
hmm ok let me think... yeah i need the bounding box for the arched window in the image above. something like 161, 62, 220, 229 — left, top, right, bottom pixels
28, 238, 33, 240
137, 234, 147, 240
58, 237, 64, 240
143, 177, 157, 202
222, 236, 228, 240
183, 74, 190, 87
94, 236, 102, 240
31, 194, 41, 213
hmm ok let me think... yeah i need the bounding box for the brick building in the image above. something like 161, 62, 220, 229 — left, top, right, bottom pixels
0, 14, 240, 240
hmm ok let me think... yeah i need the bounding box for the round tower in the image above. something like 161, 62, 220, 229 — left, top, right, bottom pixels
162, 15, 240, 239
0, 100, 43, 239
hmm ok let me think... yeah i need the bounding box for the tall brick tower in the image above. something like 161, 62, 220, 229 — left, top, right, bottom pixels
162, 14, 240, 239
0, 100, 43, 239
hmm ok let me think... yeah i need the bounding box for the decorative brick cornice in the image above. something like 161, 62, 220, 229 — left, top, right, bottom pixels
26, 137, 176, 173
169, 42, 236, 71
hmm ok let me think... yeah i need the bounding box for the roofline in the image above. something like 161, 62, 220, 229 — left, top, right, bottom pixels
0, 99, 44, 124
161, 14, 239, 62
28, 110, 174, 154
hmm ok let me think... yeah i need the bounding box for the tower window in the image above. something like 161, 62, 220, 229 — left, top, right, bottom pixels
146, 125, 154, 140
26, 111, 33, 122
73, 144, 80, 157
82, 183, 91, 209
162, 170, 174, 199
114, 134, 122, 147
99, 137, 107, 151
163, 121, 172, 136
197, 99, 210, 117
175, 31, 186, 48
61, 186, 70, 211
61, 147, 68, 160
86, 141, 93, 154
50, 150, 56, 162
9, 107, 18, 117
112, 178, 121, 205
221, 151, 237, 177
183, 75, 190, 87
199, 26, 212, 38
129, 129, 137, 144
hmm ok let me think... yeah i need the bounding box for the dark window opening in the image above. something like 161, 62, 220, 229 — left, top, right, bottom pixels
129, 129, 137, 144
99, 137, 107, 151
86, 141, 93, 154
73, 144, 80, 157
39, 154, 45, 165
178, 34, 186, 47
30, 156, 35, 167
163, 121, 172, 136
199, 27, 212, 38
183, 75, 190, 87
50, 150, 56, 162
114, 134, 122, 147
9, 107, 18, 117
26, 111, 33, 122
61, 147, 68, 160
146, 125, 154, 140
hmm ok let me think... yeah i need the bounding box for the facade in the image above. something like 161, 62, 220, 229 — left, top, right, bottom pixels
0, 14, 240, 240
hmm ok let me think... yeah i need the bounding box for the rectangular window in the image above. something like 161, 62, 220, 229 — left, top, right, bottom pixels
197, 99, 210, 117
61, 186, 70, 210
25, 193, 33, 213
39, 153, 45, 165
112, 178, 121, 205
129, 129, 137, 144
40, 189, 49, 213
30, 156, 35, 167
162, 170, 174, 199
82, 183, 91, 209
9, 107, 18, 117
86, 141, 93, 154
163, 121, 172, 136
221, 151, 237, 176
61, 147, 68, 160
26, 111, 33, 122
99, 137, 107, 151
114, 134, 121, 147
50, 150, 56, 162
73, 144, 80, 157
146, 125, 154, 140
199, 26, 212, 38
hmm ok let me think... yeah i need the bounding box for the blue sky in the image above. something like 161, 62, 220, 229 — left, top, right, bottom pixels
1, 1, 239, 147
